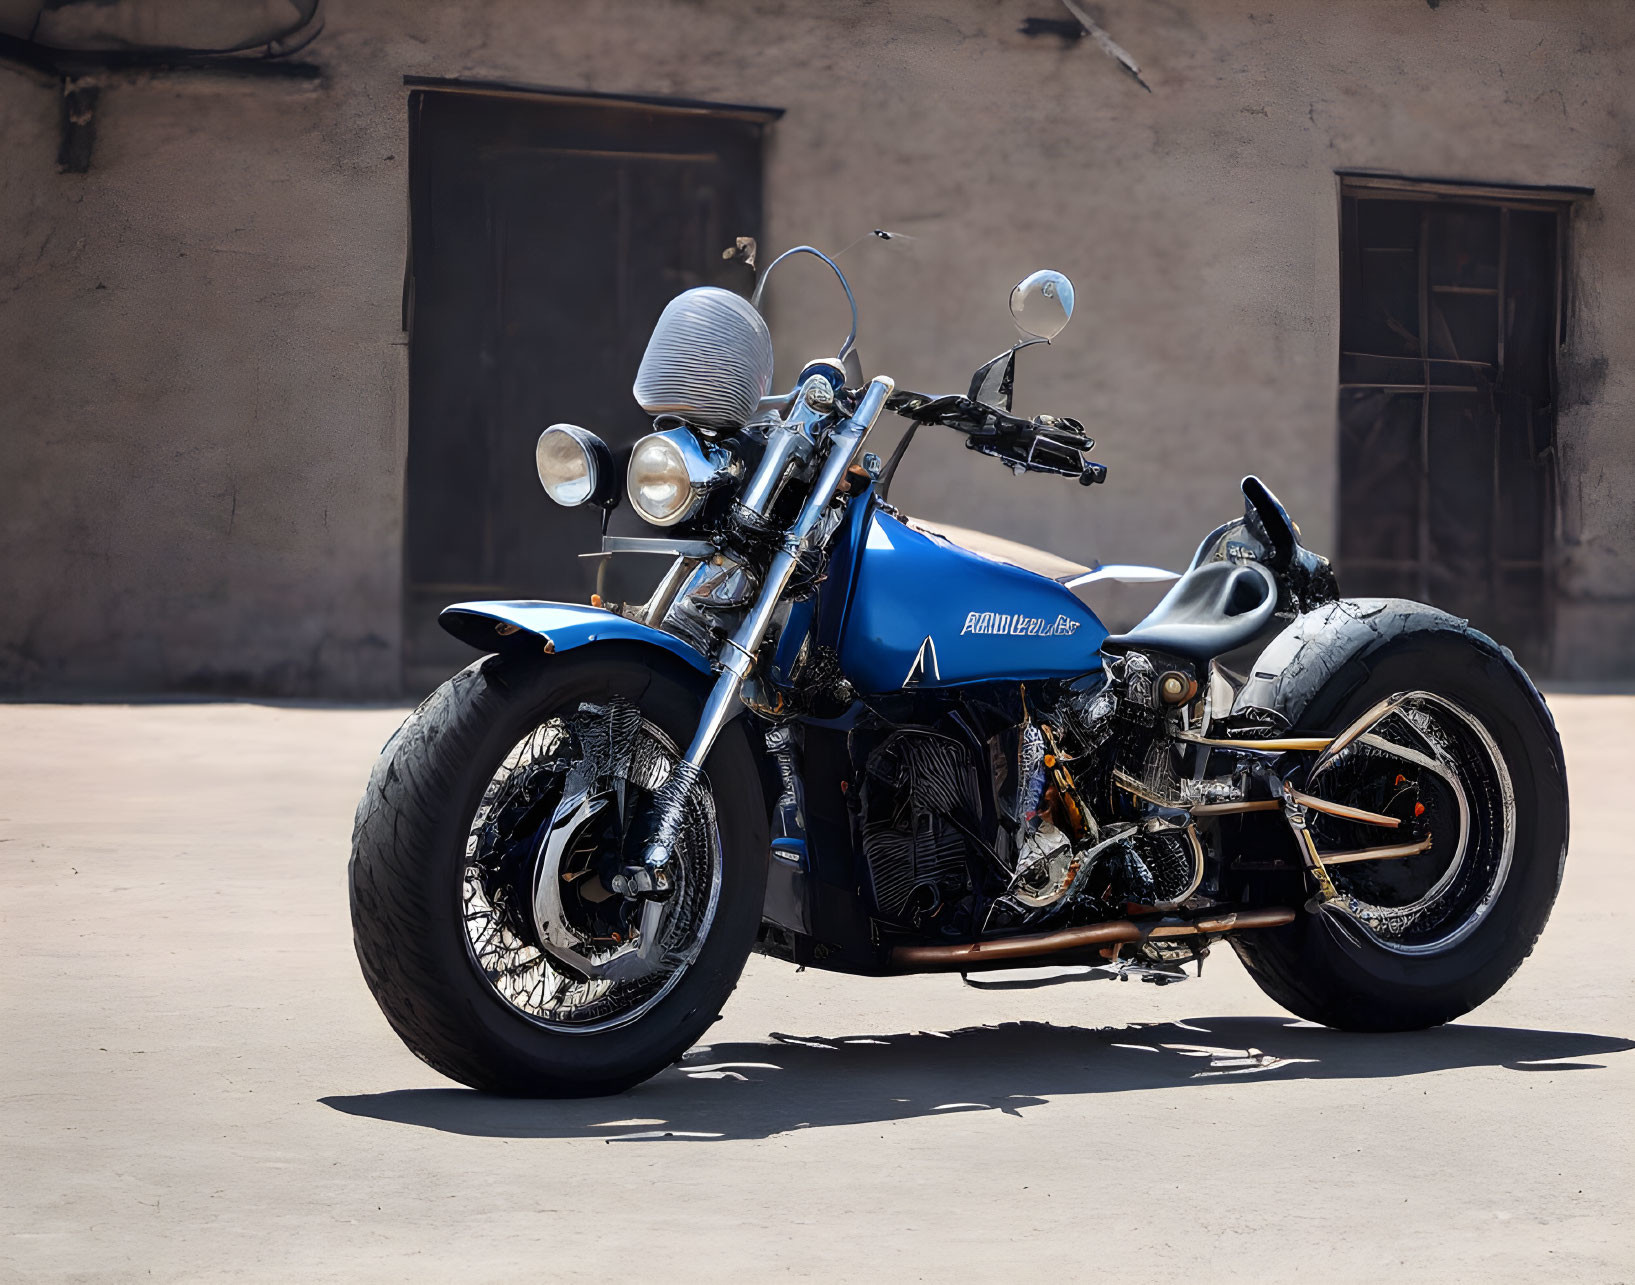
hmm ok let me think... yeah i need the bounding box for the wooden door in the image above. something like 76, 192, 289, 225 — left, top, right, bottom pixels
403, 84, 775, 691
1337, 184, 1566, 672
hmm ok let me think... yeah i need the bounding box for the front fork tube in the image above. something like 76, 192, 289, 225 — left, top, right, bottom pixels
630, 375, 894, 899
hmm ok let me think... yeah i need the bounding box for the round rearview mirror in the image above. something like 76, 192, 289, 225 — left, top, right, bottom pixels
1009, 270, 1075, 341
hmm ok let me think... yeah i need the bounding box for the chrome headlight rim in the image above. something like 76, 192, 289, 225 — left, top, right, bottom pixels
626, 427, 737, 528
535, 424, 616, 509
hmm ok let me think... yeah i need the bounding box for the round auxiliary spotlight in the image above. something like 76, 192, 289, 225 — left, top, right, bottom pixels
535, 424, 617, 509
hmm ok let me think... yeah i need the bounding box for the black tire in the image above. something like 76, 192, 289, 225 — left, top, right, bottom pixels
348, 644, 768, 1096
1231, 628, 1568, 1031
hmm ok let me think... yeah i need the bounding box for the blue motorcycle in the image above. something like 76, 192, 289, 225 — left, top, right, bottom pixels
350, 248, 1568, 1096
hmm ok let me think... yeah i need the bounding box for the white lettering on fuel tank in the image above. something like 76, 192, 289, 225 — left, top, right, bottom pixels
960, 611, 1081, 638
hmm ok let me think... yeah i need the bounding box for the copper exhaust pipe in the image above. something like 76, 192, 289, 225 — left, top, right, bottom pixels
888, 907, 1297, 973
1147, 908, 1296, 936
1188, 799, 1281, 816
892, 920, 1142, 972
1177, 733, 1333, 753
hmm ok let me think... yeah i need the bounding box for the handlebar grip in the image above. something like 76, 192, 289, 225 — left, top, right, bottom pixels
1031, 415, 1093, 449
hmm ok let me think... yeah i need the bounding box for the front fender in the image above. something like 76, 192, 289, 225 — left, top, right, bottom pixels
440, 600, 713, 676
1232, 597, 1492, 732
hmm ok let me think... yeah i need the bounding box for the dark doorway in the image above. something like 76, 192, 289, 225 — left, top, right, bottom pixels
1336, 176, 1579, 673
402, 82, 778, 692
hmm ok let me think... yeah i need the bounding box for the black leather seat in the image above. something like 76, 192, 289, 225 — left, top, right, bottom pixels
1102, 560, 1279, 663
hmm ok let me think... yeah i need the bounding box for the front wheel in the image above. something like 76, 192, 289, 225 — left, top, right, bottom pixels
349, 646, 768, 1096
1232, 628, 1568, 1031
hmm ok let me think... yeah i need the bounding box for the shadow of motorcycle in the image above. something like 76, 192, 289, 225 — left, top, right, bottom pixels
322, 1015, 1632, 1143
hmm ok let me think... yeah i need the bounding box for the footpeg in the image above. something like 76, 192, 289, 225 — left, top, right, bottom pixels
1112, 959, 1190, 985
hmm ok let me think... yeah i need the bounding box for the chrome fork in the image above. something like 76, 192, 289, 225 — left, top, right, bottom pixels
623, 375, 894, 925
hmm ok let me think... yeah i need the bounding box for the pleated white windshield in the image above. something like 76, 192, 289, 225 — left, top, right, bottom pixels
632, 287, 775, 430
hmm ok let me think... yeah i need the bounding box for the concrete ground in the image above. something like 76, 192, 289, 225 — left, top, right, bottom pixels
2, 697, 1631, 1283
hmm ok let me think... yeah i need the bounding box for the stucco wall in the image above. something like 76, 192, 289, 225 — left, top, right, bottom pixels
0, 52, 406, 695
2, 0, 1631, 694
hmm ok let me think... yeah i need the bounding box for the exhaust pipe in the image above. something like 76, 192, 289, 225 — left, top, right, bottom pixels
888, 907, 1297, 974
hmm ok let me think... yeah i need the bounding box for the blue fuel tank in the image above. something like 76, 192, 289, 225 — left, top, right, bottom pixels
835, 508, 1107, 694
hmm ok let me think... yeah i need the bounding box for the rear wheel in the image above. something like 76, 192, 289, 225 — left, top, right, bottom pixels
349, 647, 768, 1096
1232, 629, 1567, 1031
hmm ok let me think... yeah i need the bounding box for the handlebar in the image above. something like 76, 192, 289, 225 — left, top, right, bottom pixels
883, 390, 1107, 486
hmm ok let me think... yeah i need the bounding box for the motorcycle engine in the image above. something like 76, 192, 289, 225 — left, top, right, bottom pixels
1043, 655, 1204, 912
850, 658, 1208, 938
857, 730, 979, 928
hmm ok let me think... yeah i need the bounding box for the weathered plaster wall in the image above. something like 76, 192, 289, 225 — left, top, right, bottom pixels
0, 54, 407, 695
2, 0, 1631, 694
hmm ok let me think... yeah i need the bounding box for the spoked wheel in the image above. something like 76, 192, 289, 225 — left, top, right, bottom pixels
350, 647, 767, 1096
1233, 629, 1567, 1031
461, 700, 721, 1031
1304, 690, 1514, 955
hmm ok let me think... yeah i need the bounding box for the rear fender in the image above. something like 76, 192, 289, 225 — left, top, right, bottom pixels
440, 600, 714, 676
1231, 597, 1527, 733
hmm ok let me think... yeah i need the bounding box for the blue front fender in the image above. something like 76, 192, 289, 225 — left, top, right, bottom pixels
440, 600, 713, 676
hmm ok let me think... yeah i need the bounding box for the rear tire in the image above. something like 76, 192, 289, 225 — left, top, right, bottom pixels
1232, 628, 1568, 1031
349, 646, 768, 1096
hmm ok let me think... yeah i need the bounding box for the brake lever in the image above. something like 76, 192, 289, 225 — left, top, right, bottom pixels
890, 392, 1009, 434
972, 431, 1108, 487
884, 388, 936, 415
1031, 414, 1095, 452
887, 393, 1108, 485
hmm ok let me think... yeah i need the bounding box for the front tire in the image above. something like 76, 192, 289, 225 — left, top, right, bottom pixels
1232, 628, 1568, 1031
348, 646, 768, 1096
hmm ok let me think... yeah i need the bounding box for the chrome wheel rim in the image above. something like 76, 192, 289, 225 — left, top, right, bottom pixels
1308, 691, 1516, 956
460, 700, 721, 1033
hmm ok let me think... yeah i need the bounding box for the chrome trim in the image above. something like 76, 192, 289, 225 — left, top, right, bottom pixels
734, 420, 812, 519
901, 636, 940, 688
1153, 823, 1206, 908
1305, 692, 1515, 956
637, 555, 700, 627
463, 712, 721, 1035
626, 427, 738, 527
1200, 659, 1249, 739
530, 789, 682, 985
1112, 767, 1172, 807
531, 791, 617, 978
1063, 563, 1181, 589
1307, 692, 1412, 779
639, 376, 895, 877
598, 535, 718, 559
733, 374, 833, 522
1010, 269, 1076, 341
535, 424, 612, 508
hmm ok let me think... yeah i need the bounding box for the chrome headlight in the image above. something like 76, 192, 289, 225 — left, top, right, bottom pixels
627, 428, 737, 527
535, 424, 615, 508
